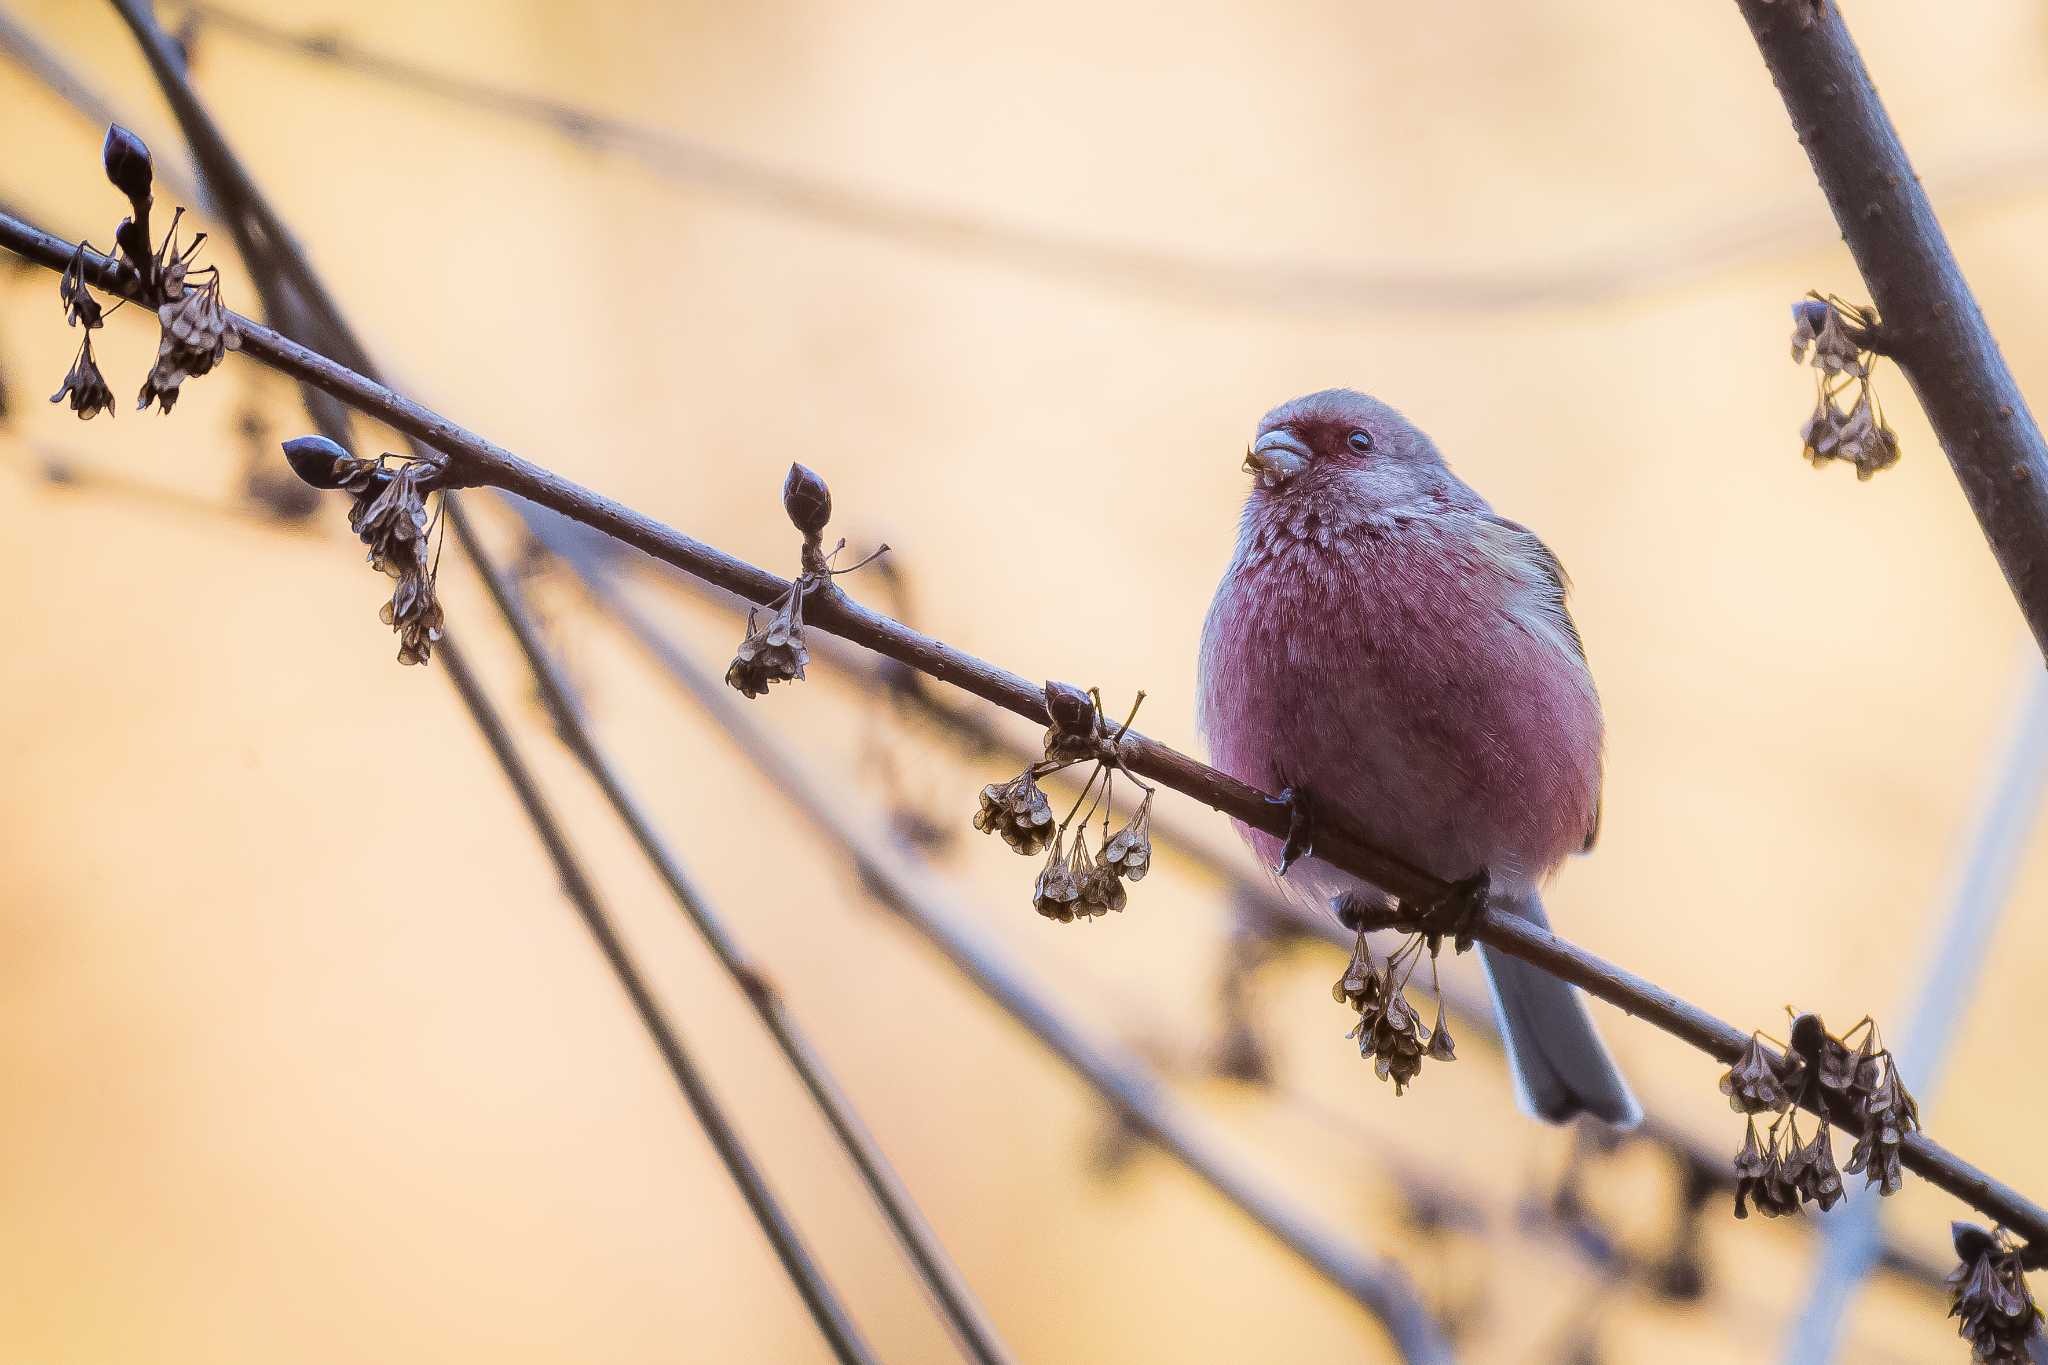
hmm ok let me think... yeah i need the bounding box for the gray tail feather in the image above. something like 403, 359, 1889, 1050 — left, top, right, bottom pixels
1478, 893, 1640, 1128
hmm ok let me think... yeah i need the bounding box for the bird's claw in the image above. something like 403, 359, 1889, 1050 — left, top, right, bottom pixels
1268, 785, 1314, 878
1412, 868, 1489, 954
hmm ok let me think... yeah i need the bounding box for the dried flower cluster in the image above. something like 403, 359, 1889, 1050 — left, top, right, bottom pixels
137, 211, 240, 414
725, 463, 888, 698
1331, 918, 1454, 1095
47, 126, 238, 421
1789, 294, 1899, 479
1948, 1223, 2043, 1364
1719, 1013, 1920, 1220
974, 681, 1156, 924
282, 435, 446, 666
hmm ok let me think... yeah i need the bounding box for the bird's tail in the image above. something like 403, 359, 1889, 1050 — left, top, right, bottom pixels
1478, 891, 1640, 1128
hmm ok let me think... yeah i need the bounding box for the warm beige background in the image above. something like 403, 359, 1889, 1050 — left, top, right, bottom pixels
4, 1, 2047, 1361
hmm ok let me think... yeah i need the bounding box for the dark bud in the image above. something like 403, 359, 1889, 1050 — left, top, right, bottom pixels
102, 125, 154, 215
782, 462, 832, 537
1042, 680, 1105, 762
282, 434, 363, 490
1044, 680, 1096, 735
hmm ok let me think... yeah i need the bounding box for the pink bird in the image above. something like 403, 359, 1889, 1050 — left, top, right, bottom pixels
1197, 389, 1639, 1126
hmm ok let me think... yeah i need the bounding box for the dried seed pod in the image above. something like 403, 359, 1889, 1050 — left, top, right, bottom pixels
1075, 841, 1127, 919
1031, 833, 1082, 921
782, 462, 832, 538
349, 460, 436, 573
1800, 391, 1846, 464
725, 594, 809, 698
1947, 1223, 2042, 1365
1099, 793, 1153, 881
1794, 1124, 1844, 1212
59, 244, 104, 330
1718, 1033, 1798, 1114
1789, 298, 1830, 363
381, 563, 446, 666
1811, 309, 1866, 377
49, 335, 115, 420
137, 273, 238, 413
972, 770, 1056, 855
1426, 997, 1456, 1061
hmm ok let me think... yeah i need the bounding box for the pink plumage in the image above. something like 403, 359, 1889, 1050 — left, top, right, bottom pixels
1197, 388, 1637, 1126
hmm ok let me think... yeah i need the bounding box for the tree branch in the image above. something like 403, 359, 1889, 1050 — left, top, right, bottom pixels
88, 5, 883, 1348
1737, 0, 2048, 661
3, 206, 2042, 1250
573, 564, 1456, 1364
434, 633, 878, 1365
450, 497, 1013, 1365
631, 552, 1960, 1297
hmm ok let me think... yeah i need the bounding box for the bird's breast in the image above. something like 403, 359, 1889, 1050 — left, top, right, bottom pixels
1198, 514, 1601, 888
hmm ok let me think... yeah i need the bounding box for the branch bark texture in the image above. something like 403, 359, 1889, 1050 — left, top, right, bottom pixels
1738, 0, 2048, 660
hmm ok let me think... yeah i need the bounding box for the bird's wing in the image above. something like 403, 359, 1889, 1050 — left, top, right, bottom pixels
1475, 513, 1586, 665
1478, 513, 1602, 853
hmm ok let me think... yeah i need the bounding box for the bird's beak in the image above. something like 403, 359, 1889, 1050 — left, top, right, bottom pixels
1243, 429, 1310, 488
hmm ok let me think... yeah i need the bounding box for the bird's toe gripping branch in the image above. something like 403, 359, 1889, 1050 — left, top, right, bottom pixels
1407, 868, 1488, 955
1268, 784, 1315, 878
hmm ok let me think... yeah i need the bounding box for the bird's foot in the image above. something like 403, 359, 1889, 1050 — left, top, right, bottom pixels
1267, 785, 1314, 878
1410, 868, 1489, 955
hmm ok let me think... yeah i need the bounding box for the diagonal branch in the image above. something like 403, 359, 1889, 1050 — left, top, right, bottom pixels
433, 632, 878, 1365
633, 553, 1960, 1297
90, 5, 881, 1350
3, 208, 2042, 1251
450, 497, 1014, 1365
571, 562, 1457, 1364
1736, 0, 2048, 661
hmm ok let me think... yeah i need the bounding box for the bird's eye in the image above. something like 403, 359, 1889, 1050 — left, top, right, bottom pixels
1347, 430, 1374, 454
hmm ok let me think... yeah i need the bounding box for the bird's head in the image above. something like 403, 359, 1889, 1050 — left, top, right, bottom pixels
1242, 388, 1457, 511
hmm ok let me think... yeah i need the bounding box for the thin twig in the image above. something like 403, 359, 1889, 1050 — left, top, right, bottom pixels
1736, 0, 2048, 663
434, 632, 878, 1365
4, 203, 2040, 1255
168, 1, 2048, 319
573, 564, 1456, 1364
452, 496, 1013, 1365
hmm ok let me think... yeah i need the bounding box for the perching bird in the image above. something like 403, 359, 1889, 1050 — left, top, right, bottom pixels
1197, 388, 1639, 1126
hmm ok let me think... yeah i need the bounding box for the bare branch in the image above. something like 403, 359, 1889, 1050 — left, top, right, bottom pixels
1737, 0, 2048, 662
3, 200, 2040, 1255
87, 6, 881, 1348
437, 633, 878, 1365
450, 497, 1013, 1365
574, 564, 1457, 1364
